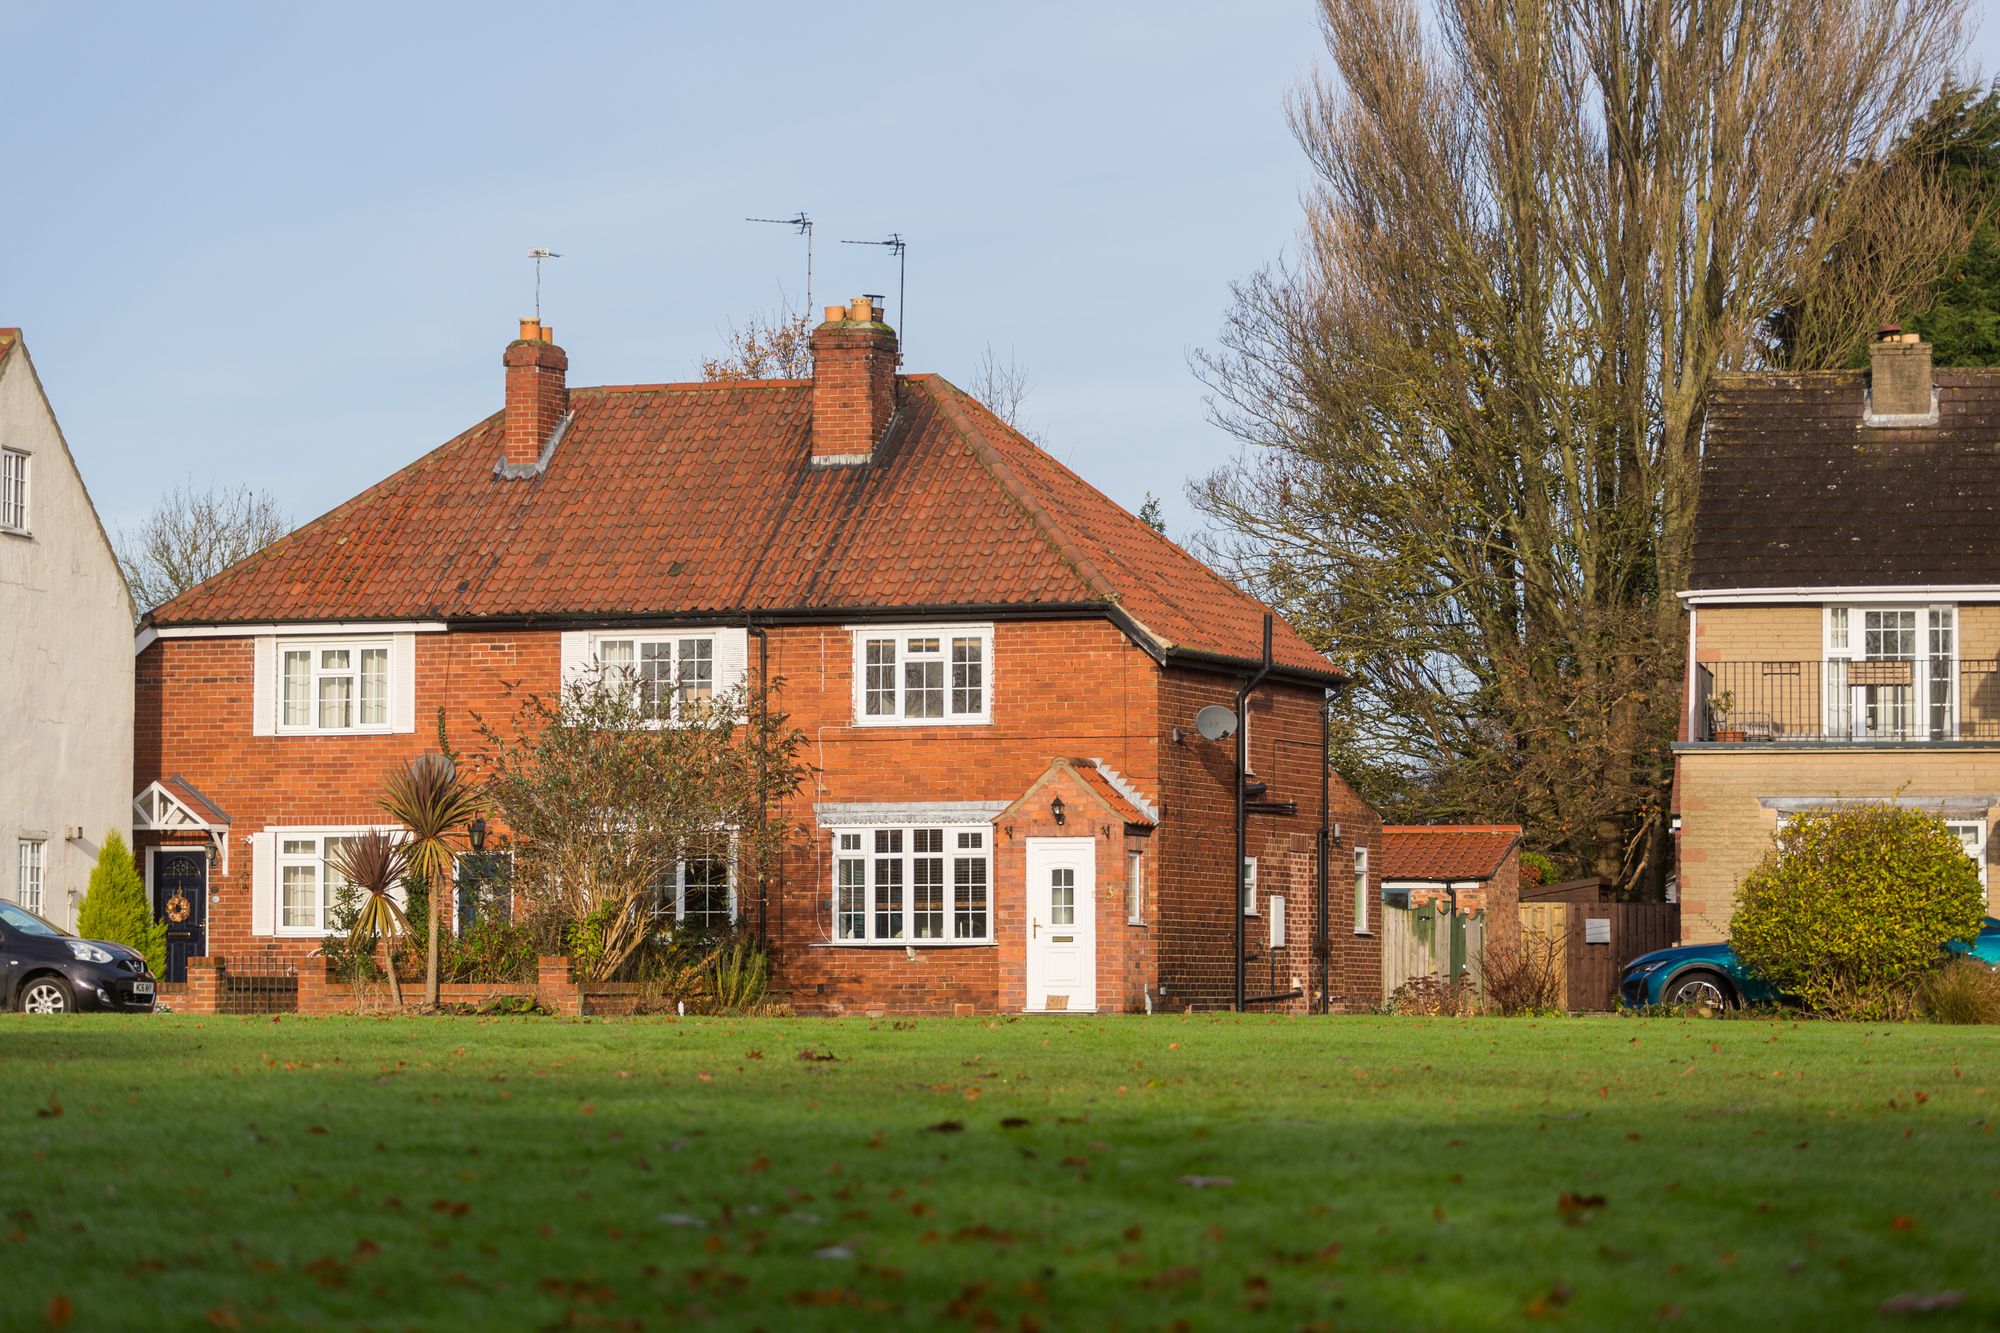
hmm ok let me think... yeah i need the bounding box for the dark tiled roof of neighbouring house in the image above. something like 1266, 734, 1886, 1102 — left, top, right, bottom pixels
149, 373, 1335, 678
1380, 825, 1522, 883
1690, 369, 2000, 591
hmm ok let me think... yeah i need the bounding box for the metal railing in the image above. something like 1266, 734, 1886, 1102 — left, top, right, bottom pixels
1694, 658, 2000, 743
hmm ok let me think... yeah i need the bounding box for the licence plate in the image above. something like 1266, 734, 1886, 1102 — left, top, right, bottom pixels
132, 981, 155, 995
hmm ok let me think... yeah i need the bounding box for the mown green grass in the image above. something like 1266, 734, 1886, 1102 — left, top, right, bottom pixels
2, 1012, 1996, 1330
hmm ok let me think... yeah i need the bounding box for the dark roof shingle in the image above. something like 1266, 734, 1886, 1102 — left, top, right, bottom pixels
1690, 369, 2000, 591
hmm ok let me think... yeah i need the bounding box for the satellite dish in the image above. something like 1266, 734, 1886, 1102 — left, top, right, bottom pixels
1193, 705, 1238, 741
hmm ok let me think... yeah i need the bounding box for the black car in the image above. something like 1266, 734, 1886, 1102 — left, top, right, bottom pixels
1, 901, 157, 1013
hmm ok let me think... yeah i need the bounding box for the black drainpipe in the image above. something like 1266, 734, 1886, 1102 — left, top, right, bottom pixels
745, 621, 772, 944
1234, 614, 1273, 1012
1318, 693, 1332, 1014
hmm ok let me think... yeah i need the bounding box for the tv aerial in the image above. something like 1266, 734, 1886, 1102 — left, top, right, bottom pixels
527, 247, 561, 322
840, 233, 907, 348
747, 213, 814, 314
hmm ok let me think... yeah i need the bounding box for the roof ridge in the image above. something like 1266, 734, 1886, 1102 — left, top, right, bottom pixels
921, 379, 1126, 610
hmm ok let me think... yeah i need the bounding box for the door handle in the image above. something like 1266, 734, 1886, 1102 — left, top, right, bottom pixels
1032, 919, 1040, 939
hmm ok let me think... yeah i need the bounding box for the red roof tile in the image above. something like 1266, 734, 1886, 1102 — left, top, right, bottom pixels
151, 372, 1334, 677
1380, 825, 1522, 883
0, 328, 18, 366
1071, 761, 1157, 827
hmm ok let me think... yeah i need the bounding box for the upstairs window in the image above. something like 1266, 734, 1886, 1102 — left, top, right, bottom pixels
0, 447, 27, 532
597, 634, 716, 722
279, 641, 392, 733
852, 626, 992, 725
832, 825, 991, 943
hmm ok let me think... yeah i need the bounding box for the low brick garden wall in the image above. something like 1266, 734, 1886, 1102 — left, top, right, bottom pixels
172, 955, 626, 1016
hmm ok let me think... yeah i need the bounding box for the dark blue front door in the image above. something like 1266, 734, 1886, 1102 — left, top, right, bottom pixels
152, 851, 207, 983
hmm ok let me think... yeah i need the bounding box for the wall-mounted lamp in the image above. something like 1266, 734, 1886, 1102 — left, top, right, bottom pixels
468, 817, 488, 854
1050, 797, 1066, 827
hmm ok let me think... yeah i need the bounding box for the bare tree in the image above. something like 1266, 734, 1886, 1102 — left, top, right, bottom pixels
1195, 0, 1968, 888
967, 343, 1047, 445
701, 308, 813, 381
118, 480, 290, 616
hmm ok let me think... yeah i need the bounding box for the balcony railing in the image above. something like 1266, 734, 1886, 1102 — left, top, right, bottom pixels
1693, 659, 2000, 743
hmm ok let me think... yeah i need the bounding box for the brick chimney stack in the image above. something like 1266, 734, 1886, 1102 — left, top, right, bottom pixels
810, 296, 898, 465
1868, 325, 1935, 421
503, 317, 568, 468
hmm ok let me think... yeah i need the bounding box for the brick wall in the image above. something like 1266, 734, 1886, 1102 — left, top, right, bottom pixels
1677, 748, 2000, 940
139, 615, 1381, 1015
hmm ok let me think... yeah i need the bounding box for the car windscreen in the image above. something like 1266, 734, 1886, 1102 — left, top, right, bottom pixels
0, 901, 68, 938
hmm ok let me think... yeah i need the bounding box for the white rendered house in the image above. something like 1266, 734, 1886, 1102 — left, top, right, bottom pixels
0, 328, 135, 930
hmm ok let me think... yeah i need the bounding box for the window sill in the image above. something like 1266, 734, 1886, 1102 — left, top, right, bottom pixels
814, 940, 996, 949
275, 726, 397, 738
0, 527, 30, 539
1126, 920, 1146, 928
1352, 930, 1375, 937
851, 716, 993, 729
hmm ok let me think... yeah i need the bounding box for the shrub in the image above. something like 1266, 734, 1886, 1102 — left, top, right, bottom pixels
1731, 803, 1985, 1018
1519, 851, 1559, 888
76, 832, 166, 976
1915, 958, 2000, 1025
710, 936, 770, 1014
1482, 933, 1565, 1015
1388, 972, 1473, 1017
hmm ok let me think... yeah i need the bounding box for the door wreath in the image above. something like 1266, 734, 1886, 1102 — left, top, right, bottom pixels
165, 891, 192, 924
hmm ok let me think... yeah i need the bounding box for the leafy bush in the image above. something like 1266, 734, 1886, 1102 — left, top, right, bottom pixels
438, 916, 540, 984
710, 936, 771, 1014
1519, 851, 1559, 888
77, 832, 166, 976
1915, 958, 2000, 1024
1388, 973, 1473, 1016
1732, 803, 1985, 1018
1481, 934, 1565, 1015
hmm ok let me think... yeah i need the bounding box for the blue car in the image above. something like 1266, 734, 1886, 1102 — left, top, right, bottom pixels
1619, 916, 2000, 1010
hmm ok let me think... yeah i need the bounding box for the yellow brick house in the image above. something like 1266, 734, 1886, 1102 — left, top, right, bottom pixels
1676, 330, 2000, 941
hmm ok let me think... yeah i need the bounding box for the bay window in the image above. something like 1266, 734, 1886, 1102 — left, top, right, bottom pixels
832, 825, 992, 943
852, 626, 992, 725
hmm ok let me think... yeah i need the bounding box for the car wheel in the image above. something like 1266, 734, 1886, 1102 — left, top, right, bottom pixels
19, 975, 76, 1015
1666, 970, 1735, 1011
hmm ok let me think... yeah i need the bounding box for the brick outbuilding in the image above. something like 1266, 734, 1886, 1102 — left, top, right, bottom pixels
133, 304, 1382, 1013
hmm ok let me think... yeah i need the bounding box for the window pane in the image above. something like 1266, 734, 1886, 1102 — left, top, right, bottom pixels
282, 650, 312, 727
837, 856, 867, 940
0, 450, 24, 529
282, 864, 318, 928
1050, 866, 1075, 925
678, 638, 714, 706
18, 840, 43, 915
951, 637, 984, 714
864, 640, 897, 716
913, 831, 945, 939
359, 648, 389, 725
874, 850, 905, 939
281, 838, 316, 856
681, 855, 732, 927
1128, 852, 1143, 924
638, 641, 674, 721
954, 856, 988, 939
318, 672, 353, 730
905, 658, 944, 718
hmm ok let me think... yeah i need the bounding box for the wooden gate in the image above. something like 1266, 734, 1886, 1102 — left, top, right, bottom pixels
1547, 902, 1679, 1011
1382, 902, 1486, 1005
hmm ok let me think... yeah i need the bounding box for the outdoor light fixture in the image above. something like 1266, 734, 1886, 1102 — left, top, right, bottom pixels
1050, 797, 1066, 826
468, 817, 488, 854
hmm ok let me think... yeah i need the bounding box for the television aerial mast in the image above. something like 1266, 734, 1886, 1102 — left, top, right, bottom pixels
527, 248, 561, 323
746, 213, 814, 315
840, 233, 907, 351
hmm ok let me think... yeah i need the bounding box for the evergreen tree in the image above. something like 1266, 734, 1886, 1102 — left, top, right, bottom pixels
1909, 82, 2000, 367
1137, 493, 1166, 535
76, 832, 166, 976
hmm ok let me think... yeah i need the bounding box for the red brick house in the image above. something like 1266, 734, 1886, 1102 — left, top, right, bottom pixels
133, 300, 1382, 1013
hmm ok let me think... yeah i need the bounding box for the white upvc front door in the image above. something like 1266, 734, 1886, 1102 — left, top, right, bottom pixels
1025, 837, 1096, 1012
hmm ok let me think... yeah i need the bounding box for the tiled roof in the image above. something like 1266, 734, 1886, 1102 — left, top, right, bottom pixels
1691, 369, 2000, 590
0, 328, 18, 366
1071, 761, 1157, 827
1380, 825, 1522, 883
151, 373, 1334, 677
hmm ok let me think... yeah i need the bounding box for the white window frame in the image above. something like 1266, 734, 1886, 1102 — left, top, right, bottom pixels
592, 631, 721, 724
1946, 820, 1989, 902
276, 638, 395, 735
272, 827, 400, 937
829, 823, 993, 944
1242, 856, 1258, 915
1126, 849, 1145, 925
0, 446, 28, 534
650, 838, 739, 928
850, 624, 993, 726
1269, 894, 1287, 949
16, 838, 45, 915
1353, 846, 1371, 934
1822, 603, 1957, 741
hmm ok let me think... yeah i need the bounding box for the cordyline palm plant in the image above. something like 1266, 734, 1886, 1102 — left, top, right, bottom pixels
327, 830, 412, 1010
381, 753, 483, 1009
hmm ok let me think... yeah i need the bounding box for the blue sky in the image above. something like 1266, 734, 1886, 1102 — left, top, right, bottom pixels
2, 3, 1994, 544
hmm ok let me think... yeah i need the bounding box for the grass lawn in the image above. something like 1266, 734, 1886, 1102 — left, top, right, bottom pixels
3, 1013, 1997, 1330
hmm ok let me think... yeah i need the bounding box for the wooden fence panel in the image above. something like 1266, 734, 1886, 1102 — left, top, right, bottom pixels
1558, 902, 1681, 1011
1517, 903, 1569, 1010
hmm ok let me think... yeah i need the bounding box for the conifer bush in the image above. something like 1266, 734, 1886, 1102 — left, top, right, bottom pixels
76, 832, 166, 977
1732, 804, 1985, 1018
